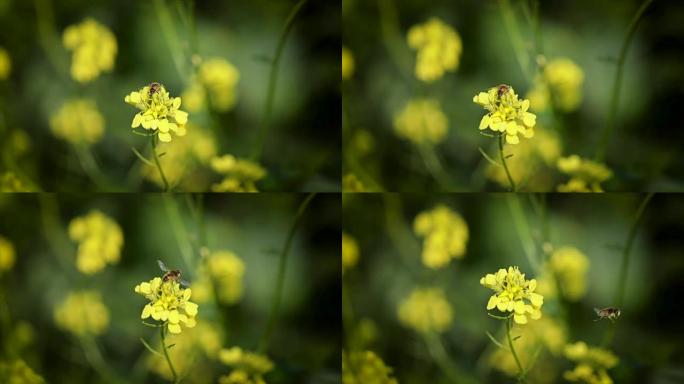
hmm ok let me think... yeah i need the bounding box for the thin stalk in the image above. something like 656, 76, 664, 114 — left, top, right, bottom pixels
160, 326, 179, 383
417, 143, 453, 191
498, 0, 531, 82
162, 194, 195, 273
80, 337, 125, 384
498, 135, 516, 192
258, 193, 316, 353
153, 0, 187, 81
424, 332, 479, 384
506, 195, 540, 272
595, 0, 656, 162
74, 145, 113, 191
251, 0, 308, 162
151, 136, 169, 192
506, 317, 527, 383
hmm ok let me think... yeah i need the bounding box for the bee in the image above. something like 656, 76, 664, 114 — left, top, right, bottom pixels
496, 84, 511, 98
157, 260, 190, 288
148, 82, 162, 96
594, 307, 621, 322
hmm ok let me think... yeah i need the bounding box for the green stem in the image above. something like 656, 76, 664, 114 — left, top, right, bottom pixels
506, 317, 527, 383
424, 332, 479, 384
153, 0, 187, 81
506, 195, 541, 273
498, 135, 516, 192
498, 0, 531, 82
162, 194, 195, 272
80, 336, 125, 384
160, 326, 179, 383
258, 193, 316, 353
595, 0, 655, 162
151, 136, 169, 192
74, 145, 113, 191
251, 0, 308, 162
418, 143, 453, 191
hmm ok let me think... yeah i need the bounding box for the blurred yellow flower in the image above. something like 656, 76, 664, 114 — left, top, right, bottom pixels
394, 98, 448, 145
135, 277, 199, 334
474, 85, 537, 145
68, 210, 123, 274
50, 99, 105, 145
211, 154, 266, 192
413, 205, 468, 269
62, 18, 117, 83
0, 47, 11, 79
398, 287, 453, 333
407, 17, 462, 82
480, 266, 544, 325
549, 247, 590, 301
0, 235, 16, 274
342, 350, 398, 384
203, 250, 246, 305
219, 347, 273, 384
0, 359, 45, 384
563, 341, 618, 384
343, 173, 367, 192
54, 290, 110, 336
0, 172, 33, 192
528, 58, 584, 112
198, 58, 240, 112
557, 155, 612, 192
125, 83, 189, 143
342, 46, 355, 80
342, 232, 359, 273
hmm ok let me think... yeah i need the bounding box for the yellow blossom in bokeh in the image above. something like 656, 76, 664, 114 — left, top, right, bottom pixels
474, 85, 537, 145
342, 46, 355, 80
54, 290, 110, 336
342, 232, 359, 273
199, 250, 246, 305
564, 341, 618, 384
0, 359, 45, 384
0, 235, 16, 274
407, 17, 462, 82
0, 47, 11, 79
68, 210, 123, 274
134, 276, 199, 334
557, 155, 612, 192
342, 350, 398, 384
413, 205, 468, 269
0, 172, 33, 192
398, 287, 453, 333
63, 18, 117, 83
549, 247, 590, 301
198, 58, 240, 112
50, 99, 105, 145
394, 98, 448, 145
480, 266, 544, 325
125, 83, 189, 143
219, 347, 273, 384
528, 58, 584, 112
343, 173, 367, 192
211, 154, 266, 192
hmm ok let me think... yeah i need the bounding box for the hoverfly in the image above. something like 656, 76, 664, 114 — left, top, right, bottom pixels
157, 260, 190, 288
496, 84, 511, 98
594, 307, 621, 322
148, 82, 162, 96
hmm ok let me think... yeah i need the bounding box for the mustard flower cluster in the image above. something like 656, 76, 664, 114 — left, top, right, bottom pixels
125, 83, 189, 142
413, 205, 468, 269
480, 266, 544, 325
54, 291, 110, 336
343, 173, 366, 192
135, 277, 199, 334
407, 17, 462, 82
342, 350, 398, 384
528, 58, 585, 112
68, 210, 123, 275
205, 251, 246, 305
474, 85, 537, 144
0, 359, 45, 384
549, 247, 590, 301
394, 99, 448, 145
62, 18, 117, 83
557, 155, 612, 192
0, 235, 16, 274
211, 154, 266, 192
50, 99, 105, 145
564, 341, 618, 384
397, 287, 453, 333
342, 46, 355, 80
342, 232, 359, 273
219, 347, 273, 384
183, 58, 240, 112
0, 47, 11, 79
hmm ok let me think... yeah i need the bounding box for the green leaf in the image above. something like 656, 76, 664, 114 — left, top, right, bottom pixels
131, 147, 155, 166
140, 338, 163, 357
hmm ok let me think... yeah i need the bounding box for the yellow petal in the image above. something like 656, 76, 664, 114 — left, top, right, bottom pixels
487, 295, 498, 310
479, 115, 491, 130
173, 97, 181, 109
132, 113, 142, 128
513, 314, 528, 324
168, 323, 181, 334
157, 119, 169, 132
168, 310, 180, 324
175, 124, 187, 136
185, 302, 198, 316
158, 132, 172, 142
523, 112, 536, 127
141, 304, 152, 319
496, 299, 508, 312
514, 300, 526, 314
485, 274, 496, 286
506, 134, 520, 144
174, 110, 188, 124
529, 293, 544, 307
528, 279, 537, 291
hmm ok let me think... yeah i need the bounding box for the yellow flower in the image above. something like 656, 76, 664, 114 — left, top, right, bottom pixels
0, 235, 16, 274
342, 232, 359, 273
125, 83, 189, 143
198, 58, 240, 112
342, 350, 398, 384
549, 247, 590, 301
68, 210, 123, 275
563, 342, 618, 384
343, 173, 367, 192
480, 266, 544, 325
201, 250, 246, 305
0, 359, 45, 384
342, 46, 355, 80
54, 290, 110, 336
413, 205, 468, 269
135, 277, 199, 334
407, 17, 462, 82
398, 287, 453, 333
0, 172, 33, 192
211, 154, 266, 192
474, 85, 537, 144
218, 347, 273, 384
0, 47, 11, 79
394, 98, 448, 145
528, 58, 584, 112
557, 155, 612, 192
63, 18, 117, 83
50, 99, 105, 145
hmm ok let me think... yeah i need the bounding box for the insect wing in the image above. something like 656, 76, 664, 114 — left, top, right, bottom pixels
180, 279, 191, 288
157, 260, 170, 272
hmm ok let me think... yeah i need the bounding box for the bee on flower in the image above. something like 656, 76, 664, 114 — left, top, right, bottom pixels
474, 85, 537, 145
134, 275, 199, 334
125, 83, 189, 143
480, 266, 544, 325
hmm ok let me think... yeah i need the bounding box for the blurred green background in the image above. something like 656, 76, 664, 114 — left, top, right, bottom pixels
342, 193, 684, 383
342, 0, 684, 191
0, 0, 340, 192
0, 193, 341, 383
